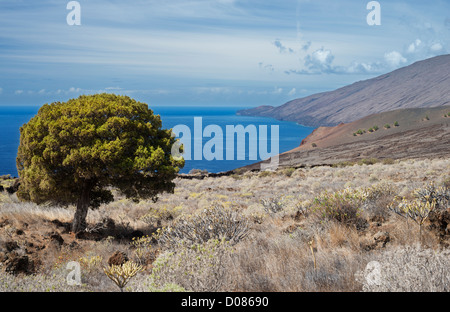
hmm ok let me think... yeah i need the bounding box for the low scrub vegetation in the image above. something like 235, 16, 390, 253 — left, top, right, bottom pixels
0, 158, 449, 292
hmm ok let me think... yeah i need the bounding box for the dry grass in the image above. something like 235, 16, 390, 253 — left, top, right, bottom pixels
0, 157, 449, 292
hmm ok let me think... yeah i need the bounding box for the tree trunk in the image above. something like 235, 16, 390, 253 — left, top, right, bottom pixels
72, 182, 91, 233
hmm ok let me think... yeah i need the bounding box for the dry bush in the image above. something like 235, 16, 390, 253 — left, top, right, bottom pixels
260, 196, 286, 215
157, 205, 250, 249
361, 183, 397, 221
149, 239, 232, 292
226, 223, 367, 292
0, 268, 85, 292
357, 245, 450, 292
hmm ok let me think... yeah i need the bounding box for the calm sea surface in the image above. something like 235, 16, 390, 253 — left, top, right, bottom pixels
0, 106, 313, 176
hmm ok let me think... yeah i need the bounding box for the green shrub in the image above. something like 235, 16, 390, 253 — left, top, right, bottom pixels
311, 188, 365, 227
394, 121, 399, 127
384, 124, 390, 129
332, 161, 355, 168
358, 158, 378, 165
140, 205, 183, 227
281, 167, 296, 177
258, 170, 274, 178
381, 158, 395, 165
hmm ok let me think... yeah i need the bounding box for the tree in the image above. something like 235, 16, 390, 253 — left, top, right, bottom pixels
16, 94, 184, 232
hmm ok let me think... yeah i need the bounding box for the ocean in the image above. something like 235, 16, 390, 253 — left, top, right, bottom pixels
0, 105, 313, 176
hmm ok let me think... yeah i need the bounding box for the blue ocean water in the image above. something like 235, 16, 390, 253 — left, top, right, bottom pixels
0, 106, 313, 176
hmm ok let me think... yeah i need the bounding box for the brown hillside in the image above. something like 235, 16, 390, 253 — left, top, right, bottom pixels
238, 55, 450, 127
242, 106, 450, 170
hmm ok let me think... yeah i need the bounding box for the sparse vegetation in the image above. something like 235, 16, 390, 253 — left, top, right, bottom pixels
1, 158, 449, 292
384, 124, 390, 129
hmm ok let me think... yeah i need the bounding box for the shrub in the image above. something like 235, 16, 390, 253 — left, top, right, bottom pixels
149, 239, 232, 292
140, 204, 183, 227
258, 170, 274, 178
261, 196, 286, 215
361, 183, 397, 221
130, 235, 154, 265
311, 188, 365, 227
388, 197, 435, 243
0, 267, 88, 292
356, 246, 450, 292
384, 124, 390, 129
381, 158, 395, 165
414, 183, 449, 210
281, 167, 296, 177
373, 125, 379, 131
332, 161, 355, 168
312, 143, 317, 148
394, 121, 399, 127
157, 205, 250, 249
358, 158, 378, 165
103, 261, 144, 292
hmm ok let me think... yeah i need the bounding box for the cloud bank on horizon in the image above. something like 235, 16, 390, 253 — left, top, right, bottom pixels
0, 0, 449, 107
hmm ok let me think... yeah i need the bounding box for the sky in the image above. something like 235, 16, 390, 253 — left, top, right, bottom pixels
0, 0, 449, 107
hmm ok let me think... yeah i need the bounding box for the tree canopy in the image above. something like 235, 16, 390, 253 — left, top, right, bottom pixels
16, 93, 184, 232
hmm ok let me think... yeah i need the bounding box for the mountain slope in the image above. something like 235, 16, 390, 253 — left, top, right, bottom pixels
240, 105, 450, 170
237, 55, 450, 127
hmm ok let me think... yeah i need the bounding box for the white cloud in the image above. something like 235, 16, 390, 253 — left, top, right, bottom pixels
15, 90, 23, 95
310, 48, 334, 65
384, 51, 407, 67
0, 87, 2, 94
430, 43, 443, 52
272, 87, 283, 94
303, 48, 335, 73
407, 39, 422, 53
68, 87, 81, 93
288, 88, 296, 96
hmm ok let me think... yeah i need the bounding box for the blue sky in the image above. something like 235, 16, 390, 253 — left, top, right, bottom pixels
0, 0, 449, 107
